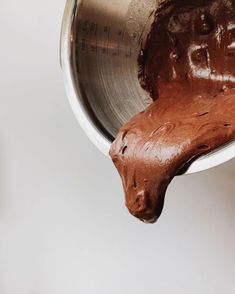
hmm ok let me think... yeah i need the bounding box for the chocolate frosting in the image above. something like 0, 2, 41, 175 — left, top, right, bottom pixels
110, 0, 235, 223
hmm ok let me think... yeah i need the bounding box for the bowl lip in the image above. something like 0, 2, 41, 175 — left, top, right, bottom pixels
60, 0, 112, 155
61, 0, 235, 174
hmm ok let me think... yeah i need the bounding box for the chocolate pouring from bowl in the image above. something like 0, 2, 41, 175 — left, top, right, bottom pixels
60, 0, 235, 174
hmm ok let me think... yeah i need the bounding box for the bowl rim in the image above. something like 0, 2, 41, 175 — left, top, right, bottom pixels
61, 0, 235, 174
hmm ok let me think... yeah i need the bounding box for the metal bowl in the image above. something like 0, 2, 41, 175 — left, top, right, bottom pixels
60, 0, 235, 174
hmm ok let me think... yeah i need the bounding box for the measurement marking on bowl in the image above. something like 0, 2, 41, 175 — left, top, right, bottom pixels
77, 19, 134, 58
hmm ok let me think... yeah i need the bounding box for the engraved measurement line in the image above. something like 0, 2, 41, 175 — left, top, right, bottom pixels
78, 20, 132, 58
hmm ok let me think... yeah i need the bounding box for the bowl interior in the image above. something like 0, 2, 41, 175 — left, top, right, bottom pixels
70, 0, 156, 140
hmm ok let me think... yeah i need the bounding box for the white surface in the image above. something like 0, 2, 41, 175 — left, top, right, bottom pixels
0, 1, 235, 294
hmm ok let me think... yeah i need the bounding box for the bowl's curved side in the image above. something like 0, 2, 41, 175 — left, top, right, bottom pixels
60, 0, 111, 156
186, 141, 235, 174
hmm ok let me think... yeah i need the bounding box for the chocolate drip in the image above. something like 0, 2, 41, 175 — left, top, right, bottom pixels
110, 0, 235, 223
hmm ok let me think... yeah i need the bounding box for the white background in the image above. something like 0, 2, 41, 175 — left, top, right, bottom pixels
1, 1, 235, 293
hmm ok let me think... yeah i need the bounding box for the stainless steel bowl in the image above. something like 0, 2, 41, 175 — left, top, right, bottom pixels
61, 0, 235, 174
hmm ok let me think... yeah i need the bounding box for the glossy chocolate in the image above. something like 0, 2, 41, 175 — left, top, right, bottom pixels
110, 0, 235, 223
